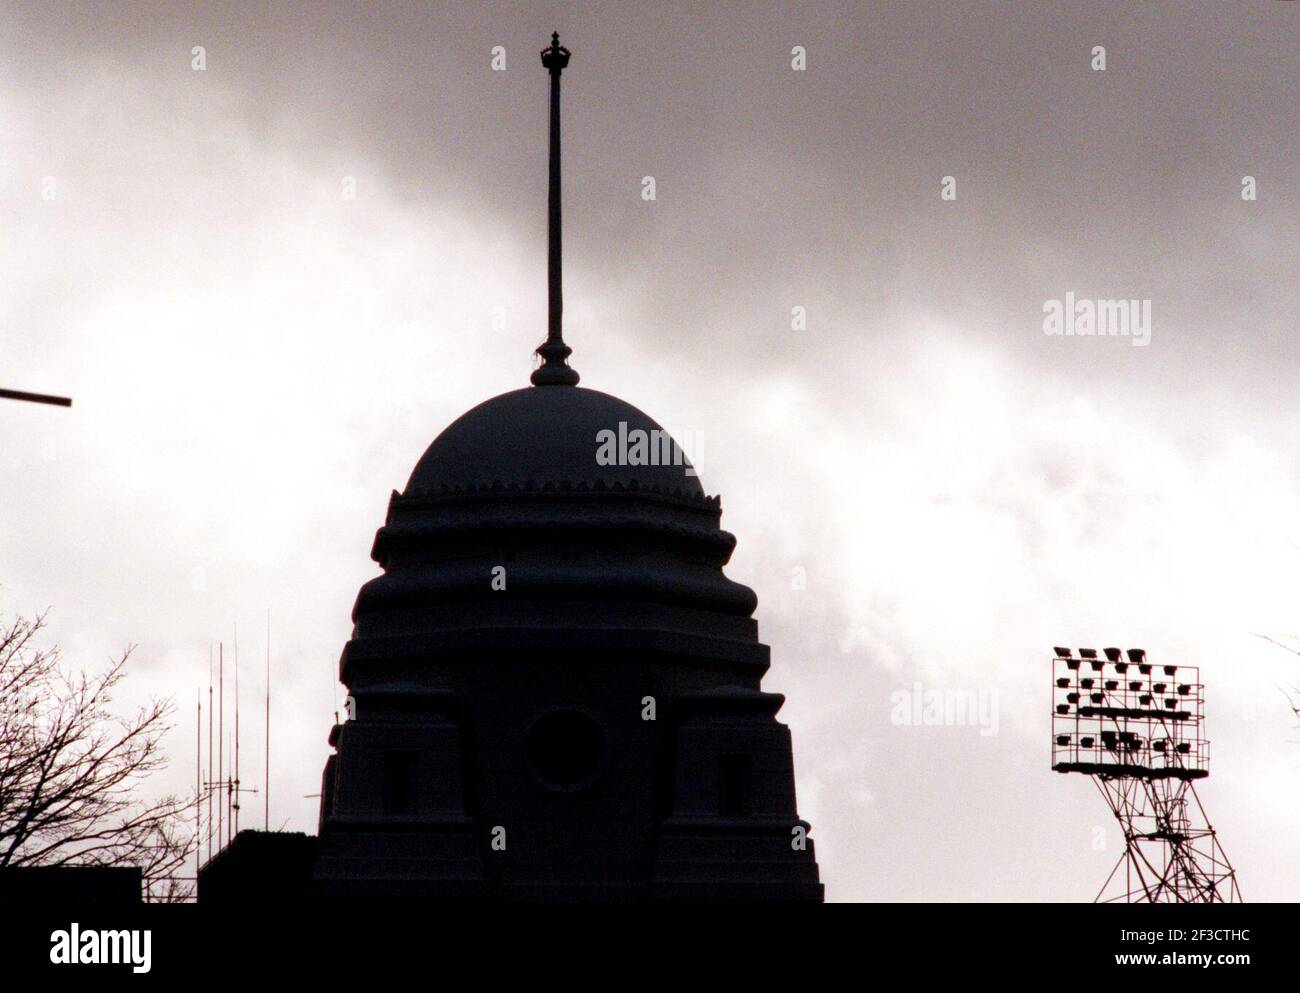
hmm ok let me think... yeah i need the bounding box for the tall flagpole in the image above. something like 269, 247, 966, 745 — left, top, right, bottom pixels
531, 32, 579, 387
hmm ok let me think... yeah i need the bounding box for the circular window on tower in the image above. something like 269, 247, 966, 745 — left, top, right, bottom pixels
525, 708, 609, 793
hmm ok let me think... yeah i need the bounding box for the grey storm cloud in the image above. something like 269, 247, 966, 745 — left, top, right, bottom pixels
1, 1, 1296, 900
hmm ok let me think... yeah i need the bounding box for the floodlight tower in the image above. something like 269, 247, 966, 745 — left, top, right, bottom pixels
1050, 646, 1241, 903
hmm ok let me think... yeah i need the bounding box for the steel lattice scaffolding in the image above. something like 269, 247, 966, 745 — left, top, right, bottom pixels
1091, 771, 1240, 903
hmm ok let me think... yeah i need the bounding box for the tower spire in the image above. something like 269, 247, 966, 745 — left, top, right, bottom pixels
532, 31, 580, 387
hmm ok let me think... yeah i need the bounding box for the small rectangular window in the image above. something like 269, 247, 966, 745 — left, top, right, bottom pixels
383, 751, 418, 815
719, 753, 752, 815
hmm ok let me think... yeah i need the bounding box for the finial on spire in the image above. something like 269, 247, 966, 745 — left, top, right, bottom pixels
541, 32, 569, 73
532, 32, 579, 387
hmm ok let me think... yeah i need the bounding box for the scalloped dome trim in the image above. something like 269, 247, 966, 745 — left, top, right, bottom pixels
399, 477, 721, 510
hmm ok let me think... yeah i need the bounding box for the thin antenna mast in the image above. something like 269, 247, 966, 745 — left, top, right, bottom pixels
234, 627, 240, 838
265, 609, 271, 832
207, 645, 213, 861
218, 642, 224, 851
195, 688, 201, 885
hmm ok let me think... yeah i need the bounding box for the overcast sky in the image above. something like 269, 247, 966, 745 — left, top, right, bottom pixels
2, 1, 1296, 901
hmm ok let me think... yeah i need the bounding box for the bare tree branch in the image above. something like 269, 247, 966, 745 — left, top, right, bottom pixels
0, 610, 194, 901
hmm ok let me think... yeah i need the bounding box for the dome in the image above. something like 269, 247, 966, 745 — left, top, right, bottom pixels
306, 32, 823, 905
405, 386, 705, 499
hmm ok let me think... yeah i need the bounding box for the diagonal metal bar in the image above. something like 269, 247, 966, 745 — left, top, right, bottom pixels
0, 388, 71, 407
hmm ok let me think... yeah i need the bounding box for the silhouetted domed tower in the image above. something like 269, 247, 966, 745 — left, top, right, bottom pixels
310, 34, 822, 901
